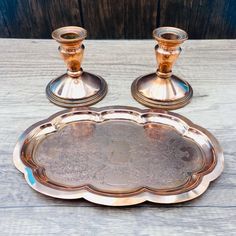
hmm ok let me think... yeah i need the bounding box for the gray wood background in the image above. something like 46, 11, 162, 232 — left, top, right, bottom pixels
0, 38, 235, 235
0, 0, 236, 39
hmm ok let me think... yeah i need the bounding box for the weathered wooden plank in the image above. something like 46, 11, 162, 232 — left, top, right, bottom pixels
0, 39, 235, 234
159, 0, 236, 39
0, 39, 236, 207
0, 0, 236, 39
0, 3, 10, 37
124, 0, 158, 39
0, 206, 235, 235
0, 0, 83, 38
0, 0, 32, 38
81, 0, 124, 39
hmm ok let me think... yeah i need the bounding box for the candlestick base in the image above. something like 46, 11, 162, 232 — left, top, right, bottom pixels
131, 73, 193, 110
46, 71, 107, 108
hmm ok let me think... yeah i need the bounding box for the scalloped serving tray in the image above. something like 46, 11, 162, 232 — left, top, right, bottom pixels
13, 106, 224, 206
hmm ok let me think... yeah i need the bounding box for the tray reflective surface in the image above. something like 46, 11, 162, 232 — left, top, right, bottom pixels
13, 106, 223, 206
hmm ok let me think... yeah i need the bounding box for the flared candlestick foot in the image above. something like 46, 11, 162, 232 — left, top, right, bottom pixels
131, 73, 193, 110
46, 72, 107, 108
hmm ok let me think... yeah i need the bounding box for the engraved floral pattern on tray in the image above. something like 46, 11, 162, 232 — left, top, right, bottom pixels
34, 121, 204, 193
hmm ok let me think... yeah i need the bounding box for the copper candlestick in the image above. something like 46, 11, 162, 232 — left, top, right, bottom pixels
131, 27, 193, 110
46, 26, 107, 108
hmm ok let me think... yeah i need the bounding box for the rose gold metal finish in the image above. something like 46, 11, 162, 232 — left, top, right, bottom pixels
131, 27, 193, 110
46, 26, 107, 108
13, 106, 223, 206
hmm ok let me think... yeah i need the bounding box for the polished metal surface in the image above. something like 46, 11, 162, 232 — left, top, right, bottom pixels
132, 74, 193, 109
131, 27, 193, 110
46, 26, 107, 108
46, 72, 107, 108
13, 106, 224, 206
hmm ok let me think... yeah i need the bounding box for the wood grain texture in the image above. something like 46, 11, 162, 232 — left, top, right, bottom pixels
0, 0, 83, 38
0, 0, 235, 39
0, 39, 236, 235
159, 0, 236, 39
0, 207, 235, 235
81, 0, 124, 39
124, 0, 158, 39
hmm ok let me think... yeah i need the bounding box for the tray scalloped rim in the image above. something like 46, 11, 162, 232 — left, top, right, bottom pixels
13, 106, 224, 206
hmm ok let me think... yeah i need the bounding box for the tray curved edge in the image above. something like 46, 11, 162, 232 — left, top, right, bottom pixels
13, 106, 224, 206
